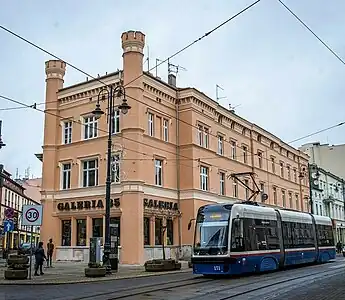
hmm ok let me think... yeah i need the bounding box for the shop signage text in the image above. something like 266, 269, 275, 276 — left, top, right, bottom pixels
57, 198, 120, 211
143, 198, 178, 211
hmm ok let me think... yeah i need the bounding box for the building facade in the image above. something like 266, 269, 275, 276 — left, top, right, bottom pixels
300, 142, 345, 179
0, 165, 40, 252
38, 30, 310, 265
309, 164, 345, 243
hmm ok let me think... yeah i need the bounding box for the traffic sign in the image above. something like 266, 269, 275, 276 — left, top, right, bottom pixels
4, 207, 14, 219
3, 219, 14, 233
22, 205, 43, 226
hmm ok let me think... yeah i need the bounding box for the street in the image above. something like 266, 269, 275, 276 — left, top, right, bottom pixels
1, 258, 345, 300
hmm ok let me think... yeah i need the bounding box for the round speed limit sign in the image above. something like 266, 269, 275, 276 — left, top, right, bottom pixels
22, 205, 43, 226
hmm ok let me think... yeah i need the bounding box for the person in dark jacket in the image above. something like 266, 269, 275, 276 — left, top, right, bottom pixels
34, 242, 46, 276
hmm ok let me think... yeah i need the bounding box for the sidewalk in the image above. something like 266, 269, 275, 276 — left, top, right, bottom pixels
0, 260, 191, 285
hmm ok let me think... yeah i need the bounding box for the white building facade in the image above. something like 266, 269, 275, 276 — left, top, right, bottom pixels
311, 166, 345, 243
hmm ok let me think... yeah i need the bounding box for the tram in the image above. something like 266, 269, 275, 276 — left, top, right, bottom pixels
190, 202, 336, 276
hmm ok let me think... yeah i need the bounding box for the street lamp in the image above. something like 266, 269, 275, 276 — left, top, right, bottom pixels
308, 163, 321, 214
92, 85, 131, 274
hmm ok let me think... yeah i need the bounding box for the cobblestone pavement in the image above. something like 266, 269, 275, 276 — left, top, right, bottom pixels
0, 260, 190, 285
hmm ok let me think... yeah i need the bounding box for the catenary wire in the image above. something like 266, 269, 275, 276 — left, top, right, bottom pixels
0, 93, 308, 197
278, 0, 345, 66
0, 0, 261, 93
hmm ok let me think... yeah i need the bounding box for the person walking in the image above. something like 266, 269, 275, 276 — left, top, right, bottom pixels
46, 238, 54, 268
34, 242, 46, 276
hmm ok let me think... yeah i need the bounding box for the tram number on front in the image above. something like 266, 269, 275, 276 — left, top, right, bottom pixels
214, 265, 221, 271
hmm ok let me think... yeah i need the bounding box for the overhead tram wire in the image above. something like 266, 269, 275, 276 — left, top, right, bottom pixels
1, 92, 343, 173
278, 0, 345, 66
0, 0, 261, 91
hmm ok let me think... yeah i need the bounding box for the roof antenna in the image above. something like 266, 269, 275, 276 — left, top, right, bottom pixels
167, 59, 187, 77
216, 84, 227, 102
229, 103, 242, 113
155, 58, 164, 78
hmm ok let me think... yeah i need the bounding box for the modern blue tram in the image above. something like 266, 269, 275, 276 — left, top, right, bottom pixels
190, 202, 336, 276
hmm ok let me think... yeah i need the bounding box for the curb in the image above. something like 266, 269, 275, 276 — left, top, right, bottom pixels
0, 268, 191, 285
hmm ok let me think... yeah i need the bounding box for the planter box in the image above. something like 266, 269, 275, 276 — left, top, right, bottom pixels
84, 267, 107, 278
144, 259, 182, 272
4, 269, 28, 280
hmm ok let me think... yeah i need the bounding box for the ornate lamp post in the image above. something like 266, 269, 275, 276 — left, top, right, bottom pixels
92, 85, 131, 274
308, 163, 321, 214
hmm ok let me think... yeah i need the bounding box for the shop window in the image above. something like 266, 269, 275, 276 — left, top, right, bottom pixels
144, 217, 150, 245
155, 218, 163, 245
92, 218, 103, 239
166, 219, 173, 245
61, 220, 71, 246
76, 219, 87, 246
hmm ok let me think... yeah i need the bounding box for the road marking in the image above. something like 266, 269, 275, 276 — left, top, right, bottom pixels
329, 263, 345, 269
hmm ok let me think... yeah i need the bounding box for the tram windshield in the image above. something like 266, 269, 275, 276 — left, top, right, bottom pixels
193, 209, 230, 255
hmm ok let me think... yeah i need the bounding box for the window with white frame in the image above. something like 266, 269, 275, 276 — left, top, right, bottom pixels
288, 192, 293, 208
219, 172, 225, 195
230, 140, 236, 160
295, 194, 299, 210
61, 163, 71, 190
242, 145, 248, 164
280, 162, 284, 177
271, 157, 276, 173
244, 179, 249, 200
282, 190, 286, 207
217, 136, 224, 155
83, 116, 98, 139
111, 109, 120, 134
63, 121, 72, 144
197, 125, 209, 148
82, 159, 98, 187
163, 119, 169, 142
154, 159, 163, 186
273, 187, 277, 205
200, 166, 209, 191
111, 154, 120, 183
257, 151, 263, 168
148, 113, 154, 137
233, 180, 238, 198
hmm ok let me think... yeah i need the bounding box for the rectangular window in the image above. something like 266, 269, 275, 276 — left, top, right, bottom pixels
282, 190, 286, 207
197, 125, 209, 148
111, 109, 120, 134
233, 180, 238, 198
111, 154, 120, 183
242, 146, 248, 164
271, 157, 275, 173
287, 166, 291, 181
273, 187, 277, 205
257, 151, 263, 168
76, 219, 87, 246
61, 220, 71, 246
219, 172, 225, 195
293, 169, 297, 182
244, 179, 249, 200
144, 217, 150, 245
166, 219, 174, 245
230, 140, 236, 160
154, 159, 163, 186
163, 119, 169, 142
200, 166, 209, 191
155, 218, 163, 245
280, 162, 284, 177
61, 163, 71, 190
92, 218, 103, 238
260, 183, 265, 193
288, 192, 293, 209
148, 113, 154, 137
83, 116, 98, 139
295, 194, 299, 210
217, 136, 224, 155
63, 121, 72, 144
82, 159, 98, 187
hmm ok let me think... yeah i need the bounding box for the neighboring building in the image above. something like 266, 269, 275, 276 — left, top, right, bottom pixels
37, 30, 310, 265
309, 164, 345, 243
300, 142, 345, 179
0, 165, 40, 252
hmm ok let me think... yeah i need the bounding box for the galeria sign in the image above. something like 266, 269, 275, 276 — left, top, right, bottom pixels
57, 198, 120, 211
143, 198, 178, 211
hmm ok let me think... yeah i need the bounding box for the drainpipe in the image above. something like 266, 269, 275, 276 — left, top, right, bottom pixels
175, 95, 182, 255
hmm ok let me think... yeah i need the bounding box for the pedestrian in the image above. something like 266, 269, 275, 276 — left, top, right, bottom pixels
46, 238, 54, 268
34, 241, 46, 276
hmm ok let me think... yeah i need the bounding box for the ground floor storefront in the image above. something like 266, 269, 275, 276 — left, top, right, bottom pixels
40, 187, 219, 265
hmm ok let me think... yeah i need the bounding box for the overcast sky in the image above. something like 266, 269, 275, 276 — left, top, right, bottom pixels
0, 0, 344, 178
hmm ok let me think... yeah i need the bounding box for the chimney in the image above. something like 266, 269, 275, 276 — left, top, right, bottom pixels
168, 74, 176, 87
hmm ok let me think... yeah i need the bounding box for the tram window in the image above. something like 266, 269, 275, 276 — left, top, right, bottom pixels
282, 221, 315, 248
231, 219, 244, 251
316, 225, 334, 246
